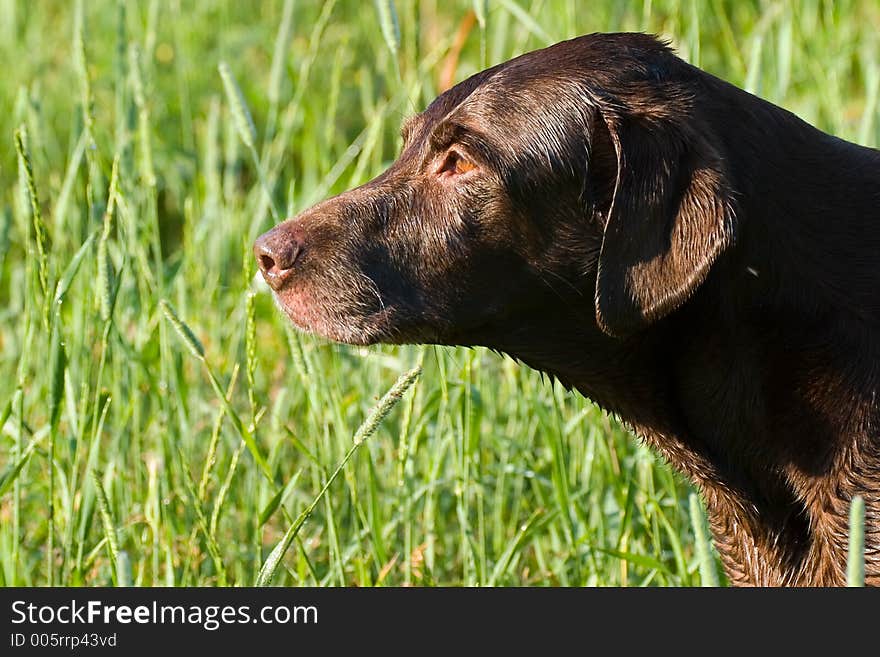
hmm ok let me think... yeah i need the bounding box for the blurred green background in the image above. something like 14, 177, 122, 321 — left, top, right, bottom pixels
0, 0, 877, 586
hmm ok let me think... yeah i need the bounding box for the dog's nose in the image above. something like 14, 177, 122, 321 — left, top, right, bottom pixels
254, 224, 303, 290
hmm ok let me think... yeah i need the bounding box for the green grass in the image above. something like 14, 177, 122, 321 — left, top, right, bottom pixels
0, 0, 877, 587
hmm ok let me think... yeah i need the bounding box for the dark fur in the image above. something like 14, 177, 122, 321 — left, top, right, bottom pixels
255, 33, 880, 586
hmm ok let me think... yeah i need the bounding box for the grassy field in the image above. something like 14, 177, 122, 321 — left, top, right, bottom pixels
0, 0, 877, 587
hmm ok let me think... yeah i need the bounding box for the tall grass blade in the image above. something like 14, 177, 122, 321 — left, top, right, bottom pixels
15, 126, 50, 306
689, 492, 720, 586
159, 299, 205, 359
160, 299, 273, 481
256, 366, 421, 586
218, 61, 280, 220
218, 61, 257, 150
91, 469, 121, 585
374, 0, 400, 56
54, 230, 98, 306
0, 428, 41, 498
847, 495, 865, 587
268, 0, 295, 107
496, 0, 554, 44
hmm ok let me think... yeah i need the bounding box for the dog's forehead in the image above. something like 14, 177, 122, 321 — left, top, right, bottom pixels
400, 33, 677, 147
405, 62, 570, 138
414, 63, 510, 129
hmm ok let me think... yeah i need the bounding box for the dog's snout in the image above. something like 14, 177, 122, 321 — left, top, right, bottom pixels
254, 224, 304, 290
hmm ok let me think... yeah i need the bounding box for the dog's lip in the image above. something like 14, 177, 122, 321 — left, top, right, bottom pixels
268, 285, 402, 347
258, 266, 294, 291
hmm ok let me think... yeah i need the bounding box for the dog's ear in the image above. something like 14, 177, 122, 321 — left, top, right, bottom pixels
592, 109, 735, 338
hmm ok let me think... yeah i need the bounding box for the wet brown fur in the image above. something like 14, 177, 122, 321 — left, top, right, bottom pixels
255, 33, 880, 586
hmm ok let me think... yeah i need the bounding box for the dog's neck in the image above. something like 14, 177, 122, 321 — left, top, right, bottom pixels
478, 289, 879, 585
473, 93, 880, 585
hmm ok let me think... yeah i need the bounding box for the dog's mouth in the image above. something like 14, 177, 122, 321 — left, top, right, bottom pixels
268, 281, 410, 346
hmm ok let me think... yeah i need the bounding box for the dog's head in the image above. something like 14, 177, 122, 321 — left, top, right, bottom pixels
254, 33, 735, 347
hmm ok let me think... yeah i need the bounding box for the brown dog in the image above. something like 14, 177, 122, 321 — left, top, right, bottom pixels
254, 33, 880, 586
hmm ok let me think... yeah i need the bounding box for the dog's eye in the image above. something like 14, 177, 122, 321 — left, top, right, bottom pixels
436, 149, 477, 177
